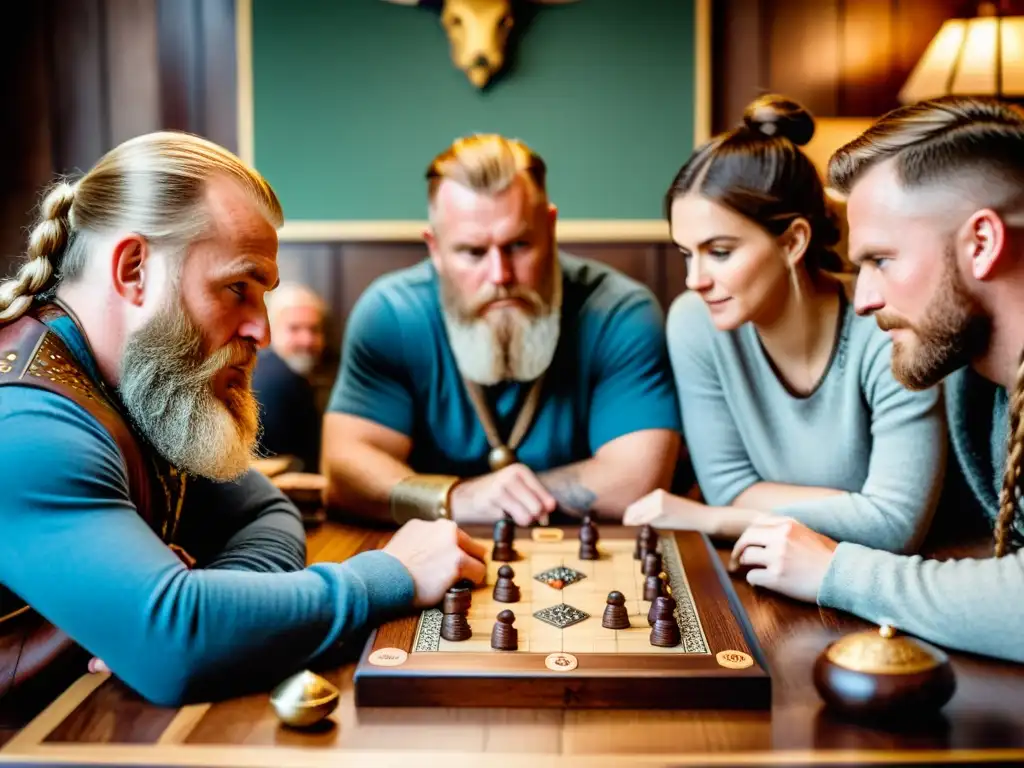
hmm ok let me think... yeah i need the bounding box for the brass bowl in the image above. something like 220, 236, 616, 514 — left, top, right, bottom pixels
270, 670, 340, 728
813, 625, 955, 719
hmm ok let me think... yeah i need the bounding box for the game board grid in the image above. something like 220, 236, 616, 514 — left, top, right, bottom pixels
412, 537, 709, 654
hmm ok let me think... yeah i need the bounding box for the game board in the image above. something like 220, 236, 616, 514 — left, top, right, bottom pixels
354, 525, 770, 710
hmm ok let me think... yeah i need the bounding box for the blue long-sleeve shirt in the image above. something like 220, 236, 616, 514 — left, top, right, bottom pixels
0, 320, 414, 707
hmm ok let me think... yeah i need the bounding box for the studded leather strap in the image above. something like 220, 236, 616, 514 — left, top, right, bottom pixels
0, 310, 155, 697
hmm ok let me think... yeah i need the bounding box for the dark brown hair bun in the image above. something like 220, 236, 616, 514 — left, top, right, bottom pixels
742, 94, 816, 147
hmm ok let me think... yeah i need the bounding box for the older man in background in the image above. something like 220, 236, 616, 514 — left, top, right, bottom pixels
252, 282, 327, 472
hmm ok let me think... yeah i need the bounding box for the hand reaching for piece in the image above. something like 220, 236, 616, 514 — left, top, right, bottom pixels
729, 517, 839, 603
383, 518, 488, 607
448, 463, 557, 526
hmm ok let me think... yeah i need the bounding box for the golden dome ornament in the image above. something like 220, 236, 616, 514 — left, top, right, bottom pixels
813, 624, 956, 720
270, 670, 340, 728
488, 445, 517, 471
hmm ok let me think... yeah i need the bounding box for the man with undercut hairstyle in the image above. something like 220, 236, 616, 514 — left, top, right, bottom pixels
727, 96, 1024, 663
323, 134, 682, 528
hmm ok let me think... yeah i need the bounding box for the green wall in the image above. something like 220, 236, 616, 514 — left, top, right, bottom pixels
251, 0, 698, 221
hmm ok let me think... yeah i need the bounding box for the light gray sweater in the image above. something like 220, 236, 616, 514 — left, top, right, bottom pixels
819, 366, 1024, 663
668, 288, 947, 553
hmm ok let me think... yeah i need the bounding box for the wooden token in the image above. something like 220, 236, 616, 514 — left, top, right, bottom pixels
368, 648, 409, 667
544, 652, 578, 671
716, 650, 753, 669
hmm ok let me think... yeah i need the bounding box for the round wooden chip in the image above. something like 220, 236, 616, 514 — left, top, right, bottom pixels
716, 650, 754, 669
544, 652, 578, 672
368, 648, 409, 667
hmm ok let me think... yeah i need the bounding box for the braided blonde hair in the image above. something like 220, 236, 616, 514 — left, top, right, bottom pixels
0, 131, 283, 325
996, 352, 1024, 556
0, 182, 76, 323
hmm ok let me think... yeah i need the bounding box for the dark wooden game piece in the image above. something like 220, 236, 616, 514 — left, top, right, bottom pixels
492, 565, 520, 603
642, 551, 662, 578
579, 515, 599, 560
602, 591, 630, 630
643, 573, 663, 601
440, 587, 472, 641
650, 596, 681, 647
648, 594, 676, 626
491, 610, 518, 651
635, 524, 657, 561
492, 518, 516, 562
813, 624, 956, 720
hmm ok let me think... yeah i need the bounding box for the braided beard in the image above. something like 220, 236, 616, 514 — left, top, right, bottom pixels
118, 294, 260, 481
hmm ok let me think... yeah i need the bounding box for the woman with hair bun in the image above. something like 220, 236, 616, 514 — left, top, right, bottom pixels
625, 95, 947, 556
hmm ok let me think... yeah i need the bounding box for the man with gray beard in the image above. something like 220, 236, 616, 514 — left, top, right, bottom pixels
0, 132, 486, 717
324, 134, 682, 527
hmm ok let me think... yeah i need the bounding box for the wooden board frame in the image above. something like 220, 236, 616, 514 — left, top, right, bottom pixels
353, 526, 770, 709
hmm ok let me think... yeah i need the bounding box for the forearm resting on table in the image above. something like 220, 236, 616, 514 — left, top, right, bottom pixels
695, 483, 845, 540
322, 440, 413, 524
541, 431, 679, 521
689, 483, 846, 539
732, 482, 846, 511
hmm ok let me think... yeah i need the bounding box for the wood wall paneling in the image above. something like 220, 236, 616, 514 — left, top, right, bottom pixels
105, 0, 162, 147
767, 0, 841, 118
0, 4, 54, 275
838, 0, 896, 117
198, 0, 239, 152
51, 0, 108, 176
711, 0, 767, 134
711, 0, 977, 130
156, 0, 237, 150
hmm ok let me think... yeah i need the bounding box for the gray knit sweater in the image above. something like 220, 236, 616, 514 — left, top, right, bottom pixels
667, 289, 947, 553
818, 366, 1024, 662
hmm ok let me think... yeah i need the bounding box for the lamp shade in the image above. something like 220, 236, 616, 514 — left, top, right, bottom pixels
899, 12, 1024, 103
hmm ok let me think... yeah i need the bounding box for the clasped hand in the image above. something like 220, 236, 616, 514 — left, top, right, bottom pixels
449, 463, 557, 526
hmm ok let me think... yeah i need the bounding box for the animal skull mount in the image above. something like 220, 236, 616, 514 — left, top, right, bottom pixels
382, 0, 580, 90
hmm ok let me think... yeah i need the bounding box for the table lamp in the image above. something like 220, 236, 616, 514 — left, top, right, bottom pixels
899, 1, 1024, 103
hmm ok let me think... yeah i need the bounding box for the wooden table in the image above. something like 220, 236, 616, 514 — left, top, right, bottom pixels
3, 522, 1024, 767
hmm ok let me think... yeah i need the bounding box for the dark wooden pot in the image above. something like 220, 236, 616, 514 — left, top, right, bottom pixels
813, 625, 956, 719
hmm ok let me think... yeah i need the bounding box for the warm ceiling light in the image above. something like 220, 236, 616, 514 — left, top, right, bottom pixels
899, 1, 1024, 103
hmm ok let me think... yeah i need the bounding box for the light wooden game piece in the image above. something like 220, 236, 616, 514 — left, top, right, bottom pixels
493, 564, 520, 603
491, 610, 518, 651
650, 596, 681, 647
579, 514, 599, 560
492, 518, 516, 562
602, 590, 630, 629
440, 586, 472, 641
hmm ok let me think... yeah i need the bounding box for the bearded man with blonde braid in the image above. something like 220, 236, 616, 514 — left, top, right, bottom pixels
322, 134, 682, 528
728, 95, 1024, 663
0, 132, 486, 718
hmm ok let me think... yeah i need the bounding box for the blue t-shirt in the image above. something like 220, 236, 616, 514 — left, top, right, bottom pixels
328, 254, 681, 476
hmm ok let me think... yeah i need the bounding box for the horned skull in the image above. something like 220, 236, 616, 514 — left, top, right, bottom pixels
382, 0, 581, 90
